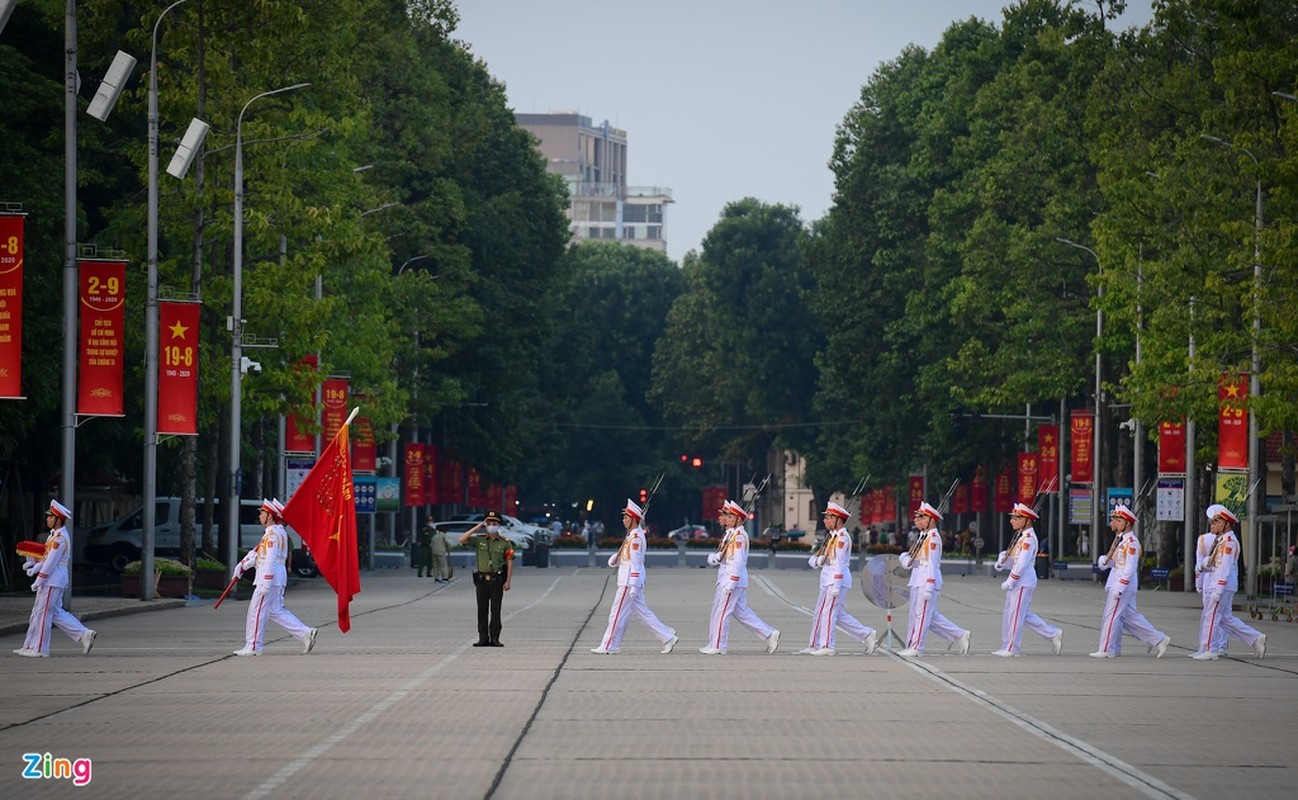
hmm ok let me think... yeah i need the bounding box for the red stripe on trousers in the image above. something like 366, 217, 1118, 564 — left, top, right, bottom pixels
1008, 587, 1025, 650
1100, 596, 1120, 652
604, 587, 629, 650
910, 597, 929, 649
713, 592, 734, 648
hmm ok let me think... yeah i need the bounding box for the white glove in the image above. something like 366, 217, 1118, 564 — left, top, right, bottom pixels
32, 576, 46, 591
607, 554, 620, 568
721, 580, 734, 595
1097, 555, 1109, 570
234, 563, 245, 580
994, 551, 1007, 570
826, 585, 839, 597
898, 553, 912, 569
24, 562, 40, 577
1001, 579, 1013, 592
807, 555, 822, 569
707, 553, 721, 567
1194, 576, 1203, 593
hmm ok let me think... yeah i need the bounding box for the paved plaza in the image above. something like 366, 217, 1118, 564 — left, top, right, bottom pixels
2, 564, 1295, 799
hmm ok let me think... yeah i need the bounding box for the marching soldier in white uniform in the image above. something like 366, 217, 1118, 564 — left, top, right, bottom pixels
591, 499, 679, 655
233, 499, 317, 656
897, 501, 970, 656
700, 500, 780, 655
799, 501, 879, 655
992, 503, 1062, 656
1191, 504, 1265, 660
1090, 504, 1170, 658
14, 500, 96, 657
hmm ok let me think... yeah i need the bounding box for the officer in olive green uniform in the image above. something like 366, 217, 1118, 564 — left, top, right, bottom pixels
417, 521, 435, 578
458, 509, 515, 647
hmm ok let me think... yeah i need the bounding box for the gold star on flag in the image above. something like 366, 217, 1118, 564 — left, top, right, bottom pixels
167, 320, 189, 340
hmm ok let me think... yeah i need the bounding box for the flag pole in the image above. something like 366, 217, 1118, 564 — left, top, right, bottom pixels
343, 406, 360, 429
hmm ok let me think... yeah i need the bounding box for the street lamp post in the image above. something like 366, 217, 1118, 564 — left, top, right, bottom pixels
227, 82, 310, 578
141, 0, 193, 600
1201, 134, 1264, 599
1057, 238, 1104, 565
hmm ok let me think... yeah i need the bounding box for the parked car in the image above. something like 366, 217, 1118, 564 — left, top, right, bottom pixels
83, 497, 318, 577
433, 516, 533, 550
667, 524, 710, 541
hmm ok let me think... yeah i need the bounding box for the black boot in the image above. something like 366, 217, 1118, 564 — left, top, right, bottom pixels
489, 639, 503, 647
473, 639, 490, 647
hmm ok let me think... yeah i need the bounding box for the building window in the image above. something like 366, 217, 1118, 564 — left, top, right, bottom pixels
646, 225, 662, 240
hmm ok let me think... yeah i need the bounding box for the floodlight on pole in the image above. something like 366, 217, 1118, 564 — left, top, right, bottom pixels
165, 117, 209, 179
227, 81, 311, 579
1201, 132, 1264, 600
86, 49, 137, 121
1056, 237, 1104, 566
0, 0, 18, 37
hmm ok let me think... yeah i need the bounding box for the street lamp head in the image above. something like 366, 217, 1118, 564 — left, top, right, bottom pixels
86, 50, 138, 122
1200, 133, 1227, 146
1271, 91, 1297, 103
0, 0, 17, 36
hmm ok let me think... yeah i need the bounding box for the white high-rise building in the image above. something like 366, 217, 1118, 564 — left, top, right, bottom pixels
516, 112, 672, 254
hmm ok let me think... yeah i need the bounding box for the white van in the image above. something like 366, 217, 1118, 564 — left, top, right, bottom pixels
82, 497, 317, 576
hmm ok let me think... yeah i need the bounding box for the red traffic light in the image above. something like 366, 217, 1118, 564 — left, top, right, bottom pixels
639, 488, 648, 503
690, 457, 703, 468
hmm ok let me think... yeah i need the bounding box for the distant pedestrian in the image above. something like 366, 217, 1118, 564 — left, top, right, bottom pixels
234, 499, 317, 656
591, 499, 678, 655
1191, 504, 1265, 660
14, 500, 96, 658
700, 500, 779, 655
991, 503, 1062, 656
429, 524, 453, 582
417, 520, 435, 578
1090, 504, 1168, 659
897, 502, 969, 657
799, 501, 879, 656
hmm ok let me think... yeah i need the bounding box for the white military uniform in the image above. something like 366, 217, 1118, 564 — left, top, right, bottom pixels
806, 528, 875, 652
1095, 532, 1165, 655
899, 529, 967, 653
596, 524, 676, 652
704, 525, 776, 652
994, 527, 1061, 654
238, 519, 311, 653
1194, 533, 1228, 653
1196, 529, 1263, 655
21, 523, 92, 656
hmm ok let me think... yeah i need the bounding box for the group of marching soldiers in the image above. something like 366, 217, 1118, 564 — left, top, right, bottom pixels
591, 494, 1268, 660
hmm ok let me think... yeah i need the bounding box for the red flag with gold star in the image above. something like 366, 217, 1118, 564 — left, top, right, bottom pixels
1217, 373, 1248, 471
283, 409, 362, 632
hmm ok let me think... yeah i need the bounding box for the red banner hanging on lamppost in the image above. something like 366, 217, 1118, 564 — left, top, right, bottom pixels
285, 355, 317, 454
467, 467, 483, 508
77, 259, 126, 416
423, 444, 438, 505
321, 376, 349, 444
908, 475, 924, 516
0, 215, 24, 399
157, 301, 200, 435
403, 442, 425, 506
952, 482, 969, 514
1158, 419, 1186, 475
440, 456, 463, 506
1037, 425, 1059, 491
352, 414, 376, 472
994, 462, 1013, 513
1017, 452, 1038, 504
971, 466, 988, 513
1218, 373, 1248, 470
1070, 410, 1094, 484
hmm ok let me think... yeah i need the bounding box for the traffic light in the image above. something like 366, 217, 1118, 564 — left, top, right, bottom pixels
639, 488, 648, 504
690, 457, 703, 468
680, 454, 703, 468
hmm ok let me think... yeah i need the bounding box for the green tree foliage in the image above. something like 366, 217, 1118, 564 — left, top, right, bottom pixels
650, 199, 819, 470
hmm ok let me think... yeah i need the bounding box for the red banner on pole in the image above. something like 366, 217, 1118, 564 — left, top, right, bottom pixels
467, 467, 483, 508
440, 457, 463, 506
321, 377, 349, 444
1017, 452, 1039, 504
403, 443, 425, 506
952, 483, 969, 514
1070, 410, 1094, 484
1037, 425, 1059, 492
0, 215, 24, 399
352, 415, 376, 472
994, 462, 1013, 513
285, 355, 317, 453
77, 259, 126, 416
157, 301, 200, 434
1218, 373, 1248, 470
422, 444, 438, 505
1158, 419, 1186, 475
908, 475, 924, 516
505, 485, 518, 514
701, 485, 727, 521
971, 466, 988, 513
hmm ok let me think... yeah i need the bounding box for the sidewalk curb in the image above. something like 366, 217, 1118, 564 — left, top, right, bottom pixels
0, 598, 186, 637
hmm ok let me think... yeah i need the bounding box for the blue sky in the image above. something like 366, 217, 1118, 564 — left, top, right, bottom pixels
454, 1, 1153, 263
